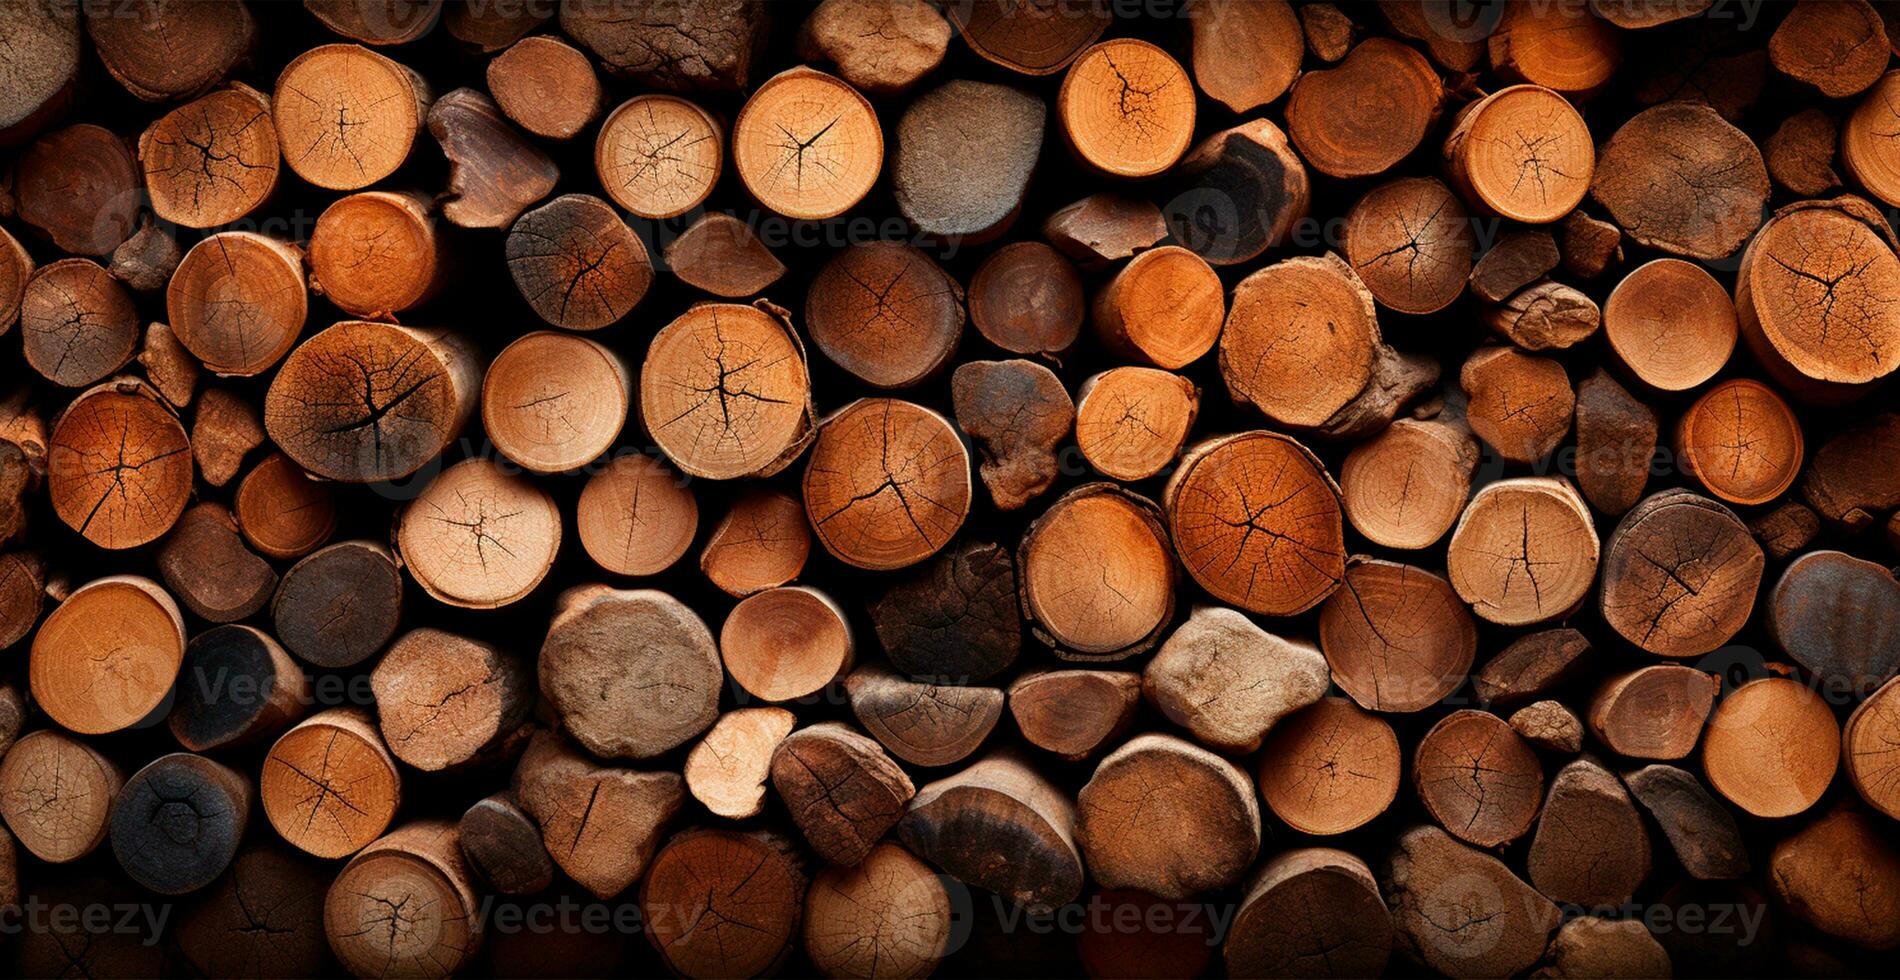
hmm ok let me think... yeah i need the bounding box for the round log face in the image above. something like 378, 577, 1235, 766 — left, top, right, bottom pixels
1740, 204, 1900, 386
1451, 84, 1594, 223
396, 458, 561, 609
140, 86, 279, 229
48, 381, 191, 549
641, 303, 814, 480
309, 191, 439, 318
1020, 486, 1174, 658
733, 67, 883, 220
272, 44, 422, 191
803, 398, 970, 571
482, 331, 630, 473
1604, 258, 1737, 391
596, 95, 724, 219
1059, 40, 1195, 179
30, 576, 183, 735
167, 232, 307, 376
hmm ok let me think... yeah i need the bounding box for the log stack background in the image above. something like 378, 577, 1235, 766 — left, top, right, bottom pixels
3, 0, 1900, 977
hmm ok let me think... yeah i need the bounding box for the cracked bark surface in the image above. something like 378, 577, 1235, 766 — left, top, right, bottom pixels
643, 301, 815, 480
506, 192, 652, 331
168, 624, 308, 753
684, 707, 795, 819
1413, 710, 1544, 848
1526, 757, 1650, 907
594, 93, 723, 218
951, 359, 1073, 511
1346, 177, 1475, 315
47, 378, 190, 552
947, 0, 1109, 75
804, 397, 969, 571
1008, 668, 1141, 762
174, 844, 330, 979
1845, 677, 1900, 821
805, 240, 964, 388
803, 841, 952, 980
1074, 366, 1198, 482
1592, 102, 1769, 260
427, 87, 558, 229
1623, 764, 1750, 880
1677, 378, 1804, 505
1599, 489, 1762, 657
138, 84, 279, 229
1604, 257, 1736, 391
1444, 83, 1594, 224
1225, 847, 1393, 979
0, 729, 122, 863
271, 539, 402, 668
770, 722, 915, 867
259, 708, 401, 859
1509, 699, 1582, 753
167, 232, 307, 376
897, 750, 1083, 914
1487, 279, 1600, 350
734, 65, 882, 220
576, 452, 697, 576
1164, 430, 1346, 617
394, 457, 560, 609
699, 487, 811, 597
456, 792, 553, 896
845, 663, 1004, 769
1703, 676, 1839, 819
1095, 244, 1224, 371
309, 190, 444, 318
1447, 477, 1597, 626
721, 585, 854, 702
1768, 804, 1900, 950
561, 0, 767, 90
1734, 196, 1900, 393
640, 826, 807, 977
484, 331, 632, 474
156, 502, 277, 624
1257, 696, 1402, 836
895, 77, 1044, 242
1587, 664, 1720, 760
969, 241, 1084, 357
1147, 605, 1329, 754
1460, 345, 1574, 463
20, 259, 139, 388
1019, 484, 1174, 661
1403, 828, 1577, 980
264, 320, 478, 483
270, 43, 429, 191
1076, 733, 1261, 901
537, 585, 722, 760
512, 730, 683, 900
797, 0, 949, 96
324, 820, 481, 979
1187, 0, 1301, 114
1287, 38, 1441, 179
1320, 558, 1477, 714
1575, 367, 1657, 516
867, 539, 1021, 681
1340, 416, 1478, 551
108, 752, 251, 895
1058, 39, 1195, 179
15, 123, 141, 257
1221, 252, 1384, 430
370, 627, 530, 771
1489, 0, 1620, 95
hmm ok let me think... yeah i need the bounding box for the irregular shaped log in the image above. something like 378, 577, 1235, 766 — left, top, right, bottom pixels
0, 225, 29, 335
1703, 675, 1839, 818
1775, 106, 1843, 198
722, 585, 854, 703
487, 35, 600, 140
1510, 700, 1583, 753
951, 359, 1073, 511
1599, 490, 1763, 657
805, 240, 964, 388
684, 707, 795, 819
0, 1, 79, 146
0, 729, 122, 863
1073, 367, 1198, 481
1320, 559, 1477, 713
1187, 0, 1302, 113
561, 0, 767, 89
1287, 38, 1440, 179
304, 0, 443, 45
642, 301, 815, 480
371, 627, 530, 771
1018, 484, 1175, 661
1339, 416, 1478, 551
1075, 733, 1261, 901
969, 241, 1084, 357
1527, 757, 1650, 907
1059, 39, 1194, 179
1382, 825, 1560, 978
271, 43, 429, 191
394, 457, 560, 609
428, 87, 557, 228
1591, 0, 1712, 28
191, 388, 264, 488
1769, 550, 1900, 698
1768, 805, 1900, 950
30, 575, 183, 734
796, 0, 949, 95
1162, 118, 1311, 265
513, 731, 683, 899
175, 845, 330, 979
771, 722, 914, 866
1539, 917, 1673, 979
1414, 710, 1544, 848
1344, 176, 1475, 315
20, 259, 139, 388
1588, 665, 1720, 760
539, 585, 723, 759
1447, 477, 1598, 626
576, 453, 697, 577
483, 331, 631, 474
1559, 208, 1624, 278
1623, 764, 1750, 880
803, 842, 952, 979
947, 0, 1108, 75
157, 503, 276, 623
896, 78, 1044, 242
734, 66, 882, 221
1443, 84, 1594, 223
1301, 2, 1356, 61
265, 320, 478, 483
1603, 257, 1736, 391
665, 212, 785, 298
167, 232, 306, 377
594, 94, 723, 219
139, 322, 201, 407
457, 793, 553, 896
1008, 669, 1140, 762
1460, 346, 1574, 462
15, 124, 140, 256
86, 0, 250, 101
1770, 0, 1888, 97
1802, 412, 1900, 528
1146, 605, 1328, 754
868, 539, 1020, 682
1164, 431, 1346, 616
1489, 0, 1620, 94
1257, 697, 1402, 836
168, 624, 308, 753
324, 821, 482, 978
1093, 245, 1224, 370
260, 708, 400, 859
700, 488, 812, 598
48, 378, 191, 549
845, 663, 1003, 768
139, 85, 279, 229
308, 190, 445, 319
1226, 848, 1392, 979
271, 539, 402, 668
1574, 367, 1656, 516
641, 827, 806, 977
235, 451, 337, 560
109, 753, 250, 896
1751, 500, 1821, 560
1469, 228, 1559, 303
803, 398, 969, 570
1486, 280, 1600, 350
1041, 192, 1168, 268
0, 551, 45, 649
1474, 627, 1591, 710
1591, 101, 1769, 259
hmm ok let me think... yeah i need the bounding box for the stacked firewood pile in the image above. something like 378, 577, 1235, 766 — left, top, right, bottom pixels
4, 0, 1900, 976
